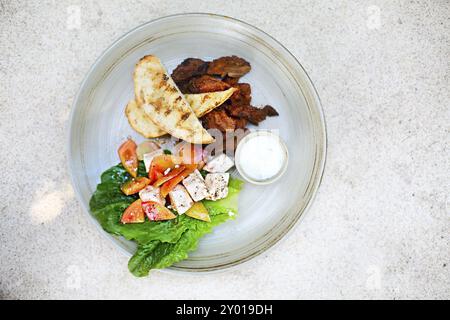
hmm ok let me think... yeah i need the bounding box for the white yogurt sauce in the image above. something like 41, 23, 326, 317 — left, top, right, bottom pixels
237, 134, 287, 182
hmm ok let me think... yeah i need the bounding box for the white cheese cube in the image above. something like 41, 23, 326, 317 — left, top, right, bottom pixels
205, 173, 229, 201
168, 185, 193, 214
139, 185, 165, 205
204, 154, 234, 173
182, 169, 208, 202
143, 149, 164, 172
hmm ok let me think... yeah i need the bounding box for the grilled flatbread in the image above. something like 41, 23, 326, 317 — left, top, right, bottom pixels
185, 88, 236, 118
125, 100, 166, 138
125, 88, 236, 138
134, 55, 214, 144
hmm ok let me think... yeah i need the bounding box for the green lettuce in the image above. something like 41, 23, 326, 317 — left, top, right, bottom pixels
89, 162, 243, 277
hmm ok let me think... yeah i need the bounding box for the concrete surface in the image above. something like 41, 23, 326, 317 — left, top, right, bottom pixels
0, 0, 448, 299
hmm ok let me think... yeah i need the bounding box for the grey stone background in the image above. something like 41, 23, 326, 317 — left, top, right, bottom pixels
0, 0, 448, 299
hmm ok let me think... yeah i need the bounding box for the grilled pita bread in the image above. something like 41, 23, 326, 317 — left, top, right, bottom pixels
125, 100, 166, 138
125, 88, 236, 138
185, 88, 236, 118
134, 55, 214, 144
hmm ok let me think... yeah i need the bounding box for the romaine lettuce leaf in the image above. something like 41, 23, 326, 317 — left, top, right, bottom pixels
89, 162, 243, 277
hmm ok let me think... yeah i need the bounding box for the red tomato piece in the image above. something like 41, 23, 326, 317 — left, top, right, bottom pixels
160, 164, 197, 198
121, 177, 151, 195
152, 165, 186, 187
141, 201, 176, 221
118, 138, 138, 178
121, 199, 145, 224
148, 155, 181, 184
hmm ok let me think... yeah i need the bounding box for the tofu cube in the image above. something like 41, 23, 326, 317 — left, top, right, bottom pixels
182, 169, 208, 202
204, 154, 234, 173
205, 173, 229, 201
139, 185, 165, 205
168, 185, 193, 214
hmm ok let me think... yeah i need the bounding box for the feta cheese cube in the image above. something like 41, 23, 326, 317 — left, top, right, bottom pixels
168, 185, 193, 214
205, 173, 229, 201
143, 149, 164, 172
139, 185, 165, 205
204, 154, 234, 173
182, 169, 208, 202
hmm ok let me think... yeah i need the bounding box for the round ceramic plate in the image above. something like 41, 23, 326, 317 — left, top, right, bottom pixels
68, 13, 326, 272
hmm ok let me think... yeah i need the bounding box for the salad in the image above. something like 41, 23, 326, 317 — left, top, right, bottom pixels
89, 139, 243, 277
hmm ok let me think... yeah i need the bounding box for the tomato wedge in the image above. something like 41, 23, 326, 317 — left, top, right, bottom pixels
142, 201, 176, 221
149, 169, 164, 185
152, 165, 186, 187
121, 177, 151, 195
148, 155, 181, 183
121, 199, 145, 224
160, 164, 197, 198
118, 138, 138, 178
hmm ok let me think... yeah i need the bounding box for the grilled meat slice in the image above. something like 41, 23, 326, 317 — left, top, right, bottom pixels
201, 108, 248, 134
202, 109, 238, 132
188, 75, 231, 93
229, 83, 252, 106
171, 58, 209, 83
226, 104, 279, 125
222, 75, 240, 86
233, 117, 248, 129
207, 55, 251, 78
176, 80, 192, 94
226, 104, 267, 125
262, 105, 279, 116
